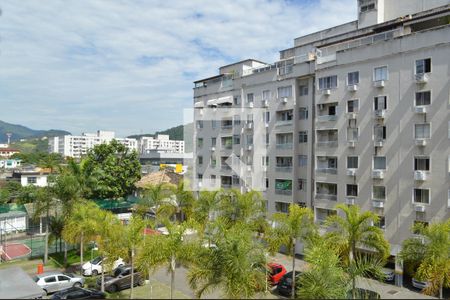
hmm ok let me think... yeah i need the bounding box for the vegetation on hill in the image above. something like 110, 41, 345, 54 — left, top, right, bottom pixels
10, 138, 50, 153
0, 120, 69, 143
128, 123, 192, 141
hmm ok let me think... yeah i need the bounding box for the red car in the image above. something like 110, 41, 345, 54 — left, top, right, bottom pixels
268, 263, 287, 285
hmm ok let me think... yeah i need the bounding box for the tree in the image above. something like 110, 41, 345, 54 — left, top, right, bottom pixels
83, 140, 141, 199
266, 204, 316, 299
188, 223, 267, 299
325, 204, 389, 299
137, 221, 197, 299
168, 181, 195, 223
137, 183, 173, 226
400, 220, 450, 298
62, 200, 99, 271
48, 214, 65, 253
191, 190, 222, 245
38, 152, 64, 172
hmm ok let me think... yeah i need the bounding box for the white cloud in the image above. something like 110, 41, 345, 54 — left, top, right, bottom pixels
0, 0, 356, 136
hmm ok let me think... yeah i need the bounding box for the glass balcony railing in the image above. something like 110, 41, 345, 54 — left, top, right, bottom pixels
315, 193, 337, 201
316, 168, 337, 174
275, 166, 293, 172
275, 189, 292, 196
276, 143, 293, 150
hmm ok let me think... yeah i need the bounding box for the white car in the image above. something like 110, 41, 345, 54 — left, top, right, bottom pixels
81, 256, 124, 276
33, 272, 84, 295
382, 268, 395, 281
412, 277, 430, 290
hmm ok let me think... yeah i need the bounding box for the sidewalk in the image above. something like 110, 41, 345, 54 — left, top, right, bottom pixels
269, 253, 436, 299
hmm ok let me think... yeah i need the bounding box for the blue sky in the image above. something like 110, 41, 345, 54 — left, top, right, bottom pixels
0, 0, 356, 136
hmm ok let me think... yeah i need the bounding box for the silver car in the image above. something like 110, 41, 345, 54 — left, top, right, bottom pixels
412, 277, 430, 290
33, 272, 85, 295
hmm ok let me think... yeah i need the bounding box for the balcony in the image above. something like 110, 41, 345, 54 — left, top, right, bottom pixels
276, 143, 293, 150
415, 73, 429, 84
347, 169, 356, 176
372, 169, 385, 179
347, 140, 356, 148
345, 197, 356, 205
276, 120, 293, 127
374, 109, 386, 119
414, 106, 427, 114
372, 200, 384, 208
315, 193, 337, 201
415, 138, 427, 146
275, 189, 293, 196
221, 124, 233, 130
347, 84, 358, 92
317, 140, 338, 147
275, 166, 293, 172
373, 80, 385, 88
317, 115, 337, 122
316, 168, 337, 175
414, 170, 428, 181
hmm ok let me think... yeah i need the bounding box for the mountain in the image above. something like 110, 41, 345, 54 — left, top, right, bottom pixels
0, 120, 70, 143
128, 123, 192, 141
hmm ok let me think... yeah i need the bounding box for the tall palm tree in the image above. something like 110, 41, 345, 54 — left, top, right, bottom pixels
266, 204, 316, 298
188, 222, 267, 299
168, 181, 195, 223
218, 189, 265, 228
48, 215, 65, 253
325, 204, 390, 299
191, 190, 222, 246
138, 183, 174, 226
400, 220, 450, 298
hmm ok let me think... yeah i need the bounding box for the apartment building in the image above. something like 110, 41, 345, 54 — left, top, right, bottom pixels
49, 130, 138, 158
138, 134, 185, 154
193, 0, 450, 257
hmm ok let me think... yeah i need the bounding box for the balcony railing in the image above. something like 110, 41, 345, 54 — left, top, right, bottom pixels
275, 166, 293, 172
316, 168, 337, 174
317, 140, 338, 147
315, 193, 337, 201
275, 189, 292, 196
276, 143, 293, 150
221, 124, 233, 130
276, 120, 293, 127
221, 183, 232, 189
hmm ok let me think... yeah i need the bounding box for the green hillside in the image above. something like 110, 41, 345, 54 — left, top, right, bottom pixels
128, 123, 192, 141
0, 120, 70, 143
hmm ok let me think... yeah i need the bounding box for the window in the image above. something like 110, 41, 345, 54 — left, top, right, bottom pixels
233, 96, 241, 105
347, 99, 359, 113
374, 96, 387, 110
373, 156, 386, 170
247, 93, 254, 103
277, 110, 293, 121
58, 275, 70, 282
413, 188, 430, 204
44, 276, 57, 283
233, 135, 240, 145
360, 0, 376, 12
298, 179, 306, 191
299, 131, 308, 143
275, 202, 289, 213
415, 58, 431, 74
347, 127, 359, 141
262, 156, 269, 166
318, 75, 338, 90
415, 91, 431, 106
414, 157, 430, 171
210, 175, 216, 185
415, 123, 431, 139
210, 156, 216, 167
246, 134, 253, 145
232, 175, 240, 185
263, 111, 270, 123
298, 155, 307, 167
278, 86, 292, 98
347, 156, 359, 169
196, 120, 203, 129
197, 138, 203, 148
376, 216, 385, 230
374, 66, 388, 81
347, 71, 359, 85
262, 90, 271, 100
211, 120, 217, 129
211, 137, 216, 146
27, 177, 37, 184
374, 125, 386, 140
233, 115, 241, 125
198, 174, 203, 180
197, 156, 203, 165
299, 107, 309, 120
373, 186, 386, 200
265, 133, 270, 145
346, 184, 358, 197
299, 85, 309, 96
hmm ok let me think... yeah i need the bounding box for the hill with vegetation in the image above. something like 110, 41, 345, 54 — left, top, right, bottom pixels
128, 123, 192, 141
0, 120, 70, 143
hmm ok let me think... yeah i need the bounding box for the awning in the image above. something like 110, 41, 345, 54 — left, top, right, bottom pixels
207, 99, 217, 106
216, 96, 233, 104
194, 101, 204, 108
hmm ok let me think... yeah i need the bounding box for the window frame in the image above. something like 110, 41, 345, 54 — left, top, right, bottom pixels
415, 58, 431, 74
415, 91, 431, 107
347, 99, 359, 113
298, 131, 308, 143
414, 156, 430, 172
347, 71, 360, 86
373, 66, 388, 82
373, 156, 387, 170
347, 156, 359, 169
413, 188, 430, 205
414, 123, 431, 139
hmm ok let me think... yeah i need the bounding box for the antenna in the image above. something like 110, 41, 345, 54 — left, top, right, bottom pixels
6, 133, 12, 145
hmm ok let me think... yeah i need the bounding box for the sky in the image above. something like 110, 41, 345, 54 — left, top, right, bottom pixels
0, 0, 356, 137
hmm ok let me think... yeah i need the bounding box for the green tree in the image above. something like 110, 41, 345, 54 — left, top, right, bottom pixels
83, 140, 141, 199
0, 181, 22, 204
38, 152, 64, 172
48, 214, 65, 253
188, 223, 267, 299
400, 220, 450, 298
168, 181, 195, 223
266, 204, 316, 299
137, 183, 173, 225
191, 190, 222, 245
325, 204, 389, 299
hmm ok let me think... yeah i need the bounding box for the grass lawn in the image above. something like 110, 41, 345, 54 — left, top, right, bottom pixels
49, 249, 99, 268
106, 282, 190, 299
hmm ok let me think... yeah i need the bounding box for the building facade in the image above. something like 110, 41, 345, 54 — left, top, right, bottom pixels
138, 134, 185, 154
193, 0, 450, 255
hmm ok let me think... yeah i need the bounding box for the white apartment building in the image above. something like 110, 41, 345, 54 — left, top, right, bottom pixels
138, 134, 185, 154
193, 0, 450, 259
49, 130, 138, 158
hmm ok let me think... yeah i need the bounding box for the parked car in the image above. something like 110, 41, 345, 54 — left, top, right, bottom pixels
277, 270, 302, 297
412, 277, 430, 290
51, 287, 105, 299
33, 272, 85, 295
382, 268, 395, 282
96, 265, 144, 293
81, 256, 124, 276
268, 263, 287, 285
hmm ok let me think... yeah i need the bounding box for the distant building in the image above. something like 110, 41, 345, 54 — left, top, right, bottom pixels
138, 134, 184, 154
0, 159, 22, 169
0, 148, 20, 158
11, 167, 51, 187
48, 130, 138, 158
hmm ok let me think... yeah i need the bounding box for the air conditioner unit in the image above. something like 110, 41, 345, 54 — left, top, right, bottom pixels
323, 89, 331, 95
247, 145, 253, 151
372, 200, 384, 208
414, 106, 426, 114
345, 198, 355, 205
210, 146, 216, 151
373, 80, 385, 88
347, 112, 357, 119
262, 100, 269, 107
375, 109, 386, 118
372, 169, 384, 179
249, 102, 254, 108
282, 97, 288, 104
374, 140, 384, 147
246, 122, 253, 129
347, 169, 356, 176
415, 73, 429, 84
415, 139, 427, 146
414, 170, 427, 181
318, 104, 325, 110
347, 84, 358, 92
247, 165, 252, 171
347, 140, 356, 148
414, 205, 426, 212
265, 123, 269, 128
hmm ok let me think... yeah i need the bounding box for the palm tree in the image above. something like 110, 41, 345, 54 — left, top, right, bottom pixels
325, 204, 390, 299
138, 183, 174, 226
188, 222, 267, 299
62, 200, 99, 271
137, 221, 197, 299
266, 204, 316, 299
400, 220, 450, 298
168, 181, 195, 223
48, 215, 65, 253
191, 190, 221, 240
